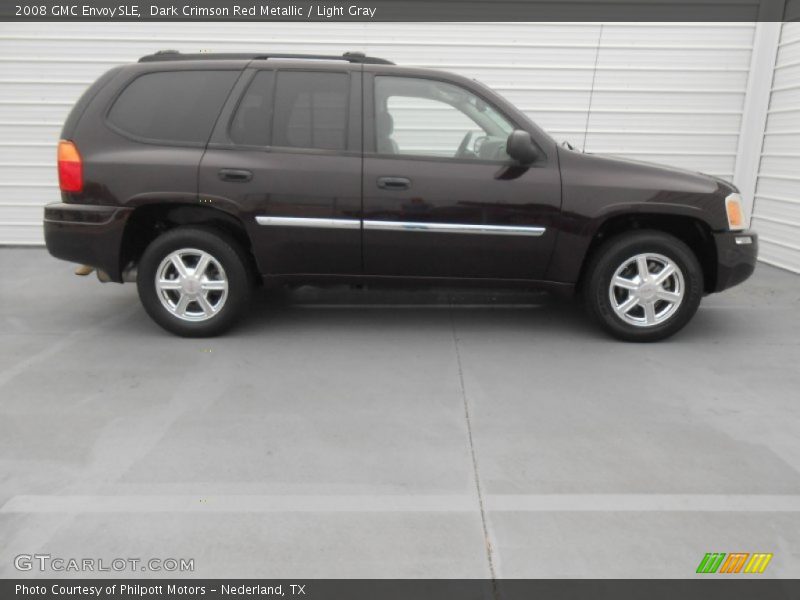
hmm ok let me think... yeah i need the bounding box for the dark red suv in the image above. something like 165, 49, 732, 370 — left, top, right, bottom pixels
45, 51, 757, 341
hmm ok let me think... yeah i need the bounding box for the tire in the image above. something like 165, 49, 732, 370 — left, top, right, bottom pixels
583, 230, 703, 342
136, 226, 252, 337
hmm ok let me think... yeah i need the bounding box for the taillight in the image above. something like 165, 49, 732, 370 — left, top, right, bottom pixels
58, 140, 83, 193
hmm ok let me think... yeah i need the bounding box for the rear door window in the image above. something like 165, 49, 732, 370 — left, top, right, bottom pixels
229, 71, 275, 146
108, 70, 239, 145
272, 71, 349, 151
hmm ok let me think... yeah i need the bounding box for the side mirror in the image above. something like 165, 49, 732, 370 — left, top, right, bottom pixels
506, 130, 540, 164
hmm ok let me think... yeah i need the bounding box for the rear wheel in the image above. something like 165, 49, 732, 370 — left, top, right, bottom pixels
584, 230, 703, 342
137, 226, 252, 337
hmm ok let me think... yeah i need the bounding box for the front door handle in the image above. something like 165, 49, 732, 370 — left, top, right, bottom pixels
377, 176, 411, 190
219, 168, 253, 183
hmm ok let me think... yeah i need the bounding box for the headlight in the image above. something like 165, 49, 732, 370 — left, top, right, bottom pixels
725, 193, 746, 231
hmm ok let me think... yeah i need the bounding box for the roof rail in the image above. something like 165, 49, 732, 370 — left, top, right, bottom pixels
139, 50, 394, 65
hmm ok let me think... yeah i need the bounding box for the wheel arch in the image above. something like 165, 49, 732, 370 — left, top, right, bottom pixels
119, 203, 258, 282
576, 213, 718, 294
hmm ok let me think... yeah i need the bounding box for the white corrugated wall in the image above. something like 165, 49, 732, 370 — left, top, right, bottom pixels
0, 22, 758, 248
753, 21, 800, 273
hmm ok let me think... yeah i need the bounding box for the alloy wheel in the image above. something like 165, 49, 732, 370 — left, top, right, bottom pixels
155, 248, 229, 322
608, 252, 685, 327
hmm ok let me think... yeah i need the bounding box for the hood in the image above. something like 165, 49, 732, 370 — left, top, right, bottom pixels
557, 146, 733, 232
559, 147, 727, 196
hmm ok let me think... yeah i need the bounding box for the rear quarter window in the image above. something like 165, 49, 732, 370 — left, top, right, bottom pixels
107, 70, 239, 145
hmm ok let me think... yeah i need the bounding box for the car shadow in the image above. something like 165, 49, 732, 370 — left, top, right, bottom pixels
108, 284, 762, 344
234, 285, 605, 340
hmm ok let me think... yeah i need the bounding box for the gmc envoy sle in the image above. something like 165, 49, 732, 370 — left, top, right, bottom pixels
45, 51, 757, 341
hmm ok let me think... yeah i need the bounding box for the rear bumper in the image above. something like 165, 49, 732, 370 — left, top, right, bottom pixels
43, 203, 132, 282
712, 230, 758, 292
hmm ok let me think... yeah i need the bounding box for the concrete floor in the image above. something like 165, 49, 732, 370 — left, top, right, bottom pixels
0, 247, 799, 579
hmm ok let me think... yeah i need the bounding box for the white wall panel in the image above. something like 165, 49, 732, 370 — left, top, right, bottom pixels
0, 21, 756, 245
581, 23, 754, 180
753, 21, 800, 273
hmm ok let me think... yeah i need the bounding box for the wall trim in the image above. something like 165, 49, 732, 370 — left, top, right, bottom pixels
733, 20, 784, 223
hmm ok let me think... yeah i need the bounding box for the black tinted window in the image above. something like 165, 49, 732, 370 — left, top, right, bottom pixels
230, 71, 274, 146
108, 70, 238, 144
272, 71, 349, 151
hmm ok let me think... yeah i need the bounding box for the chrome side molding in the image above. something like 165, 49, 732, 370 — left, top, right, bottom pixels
255, 216, 360, 229
256, 215, 547, 237
363, 220, 545, 236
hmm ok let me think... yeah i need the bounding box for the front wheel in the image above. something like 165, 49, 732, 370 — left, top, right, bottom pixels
583, 230, 704, 342
137, 226, 252, 337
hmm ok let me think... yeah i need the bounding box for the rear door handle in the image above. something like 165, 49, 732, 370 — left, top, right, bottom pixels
377, 176, 411, 190
219, 168, 253, 183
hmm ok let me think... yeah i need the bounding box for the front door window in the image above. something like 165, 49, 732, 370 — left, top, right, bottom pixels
374, 76, 514, 162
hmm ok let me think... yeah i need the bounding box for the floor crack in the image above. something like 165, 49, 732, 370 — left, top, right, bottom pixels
449, 304, 498, 590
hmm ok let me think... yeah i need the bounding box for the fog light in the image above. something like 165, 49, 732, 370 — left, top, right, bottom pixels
735, 236, 753, 245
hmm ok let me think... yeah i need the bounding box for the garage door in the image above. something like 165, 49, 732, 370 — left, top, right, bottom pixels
0, 22, 755, 245
753, 21, 800, 273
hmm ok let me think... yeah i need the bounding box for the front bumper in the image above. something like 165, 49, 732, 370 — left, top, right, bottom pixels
712, 229, 758, 292
44, 203, 133, 282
